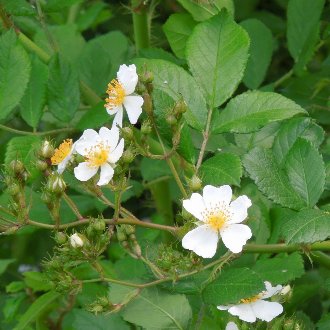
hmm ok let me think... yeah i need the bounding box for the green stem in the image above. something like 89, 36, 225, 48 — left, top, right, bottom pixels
67, 3, 81, 24
274, 69, 293, 88
311, 251, 330, 268
0, 124, 74, 136
132, 0, 150, 53
62, 193, 84, 220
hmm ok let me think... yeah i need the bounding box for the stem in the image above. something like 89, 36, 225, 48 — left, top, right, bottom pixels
311, 251, 330, 268
274, 69, 293, 88
113, 191, 122, 222
132, 0, 150, 53
67, 3, 81, 24
62, 193, 84, 220
0, 125, 74, 136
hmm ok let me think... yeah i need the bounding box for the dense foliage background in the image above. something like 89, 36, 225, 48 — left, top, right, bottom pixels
0, 0, 330, 329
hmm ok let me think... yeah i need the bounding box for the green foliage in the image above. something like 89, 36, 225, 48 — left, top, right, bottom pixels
0, 259, 15, 276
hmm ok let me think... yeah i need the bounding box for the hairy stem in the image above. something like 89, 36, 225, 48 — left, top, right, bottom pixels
132, 0, 150, 53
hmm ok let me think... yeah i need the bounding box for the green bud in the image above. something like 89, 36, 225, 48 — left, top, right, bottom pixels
116, 227, 127, 242
124, 225, 135, 236
135, 81, 146, 94
89, 304, 104, 315
98, 296, 110, 307
41, 191, 52, 204
39, 140, 54, 159
122, 149, 135, 164
142, 71, 154, 83
46, 174, 66, 195
188, 175, 202, 192
166, 114, 177, 126
36, 159, 49, 171
121, 127, 134, 141
7, 182, 20, 196
9, 160, 25, 175
142, 93, 153, 116
55, 232, 67, 245
93, 219, 106, 232
173, 98, 187, 115
283, 318, 296, 330
141, 121, 152, 135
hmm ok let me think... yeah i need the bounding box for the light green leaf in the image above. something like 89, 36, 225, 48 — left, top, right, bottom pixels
24, 272, 52, 292
163, 13, 197, 59
47, 54, 80, 122
284, 138, 325, 207
0, 259, 15, 276
186, 11, 249, 107
200, 153, 242, 186
134, 58, 207, 131
76, 2, 108, 32
20, 56, 48, 129
252, 253, 304, 284
213, 91, 306, 134
287, 0, 325, 72
282, 209, 330, 244
177, 0, 234, 21
240, 19, 274, 89
14, 291, 60, 330
0, 0, 35, 16
0, 30, 31, 121
317, 313, 330, 330
243, 147, 305, 210
203, 267, 264, 305
44, 0, 83, 12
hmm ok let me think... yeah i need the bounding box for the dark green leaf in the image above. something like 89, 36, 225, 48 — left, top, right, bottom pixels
0, 0, 35, 16
76, 2, 108, 32
24, 272, 52, 292
76, 102, 110, 130
0, 259, 15, 276
140, 158, 171, 182
44, 0, 83, 12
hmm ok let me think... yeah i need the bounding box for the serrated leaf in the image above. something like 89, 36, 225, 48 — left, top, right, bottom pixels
203, 267, 264, 305
0, 259, 15, 276
240, 19, 274, 89
287, 0, 325, 72
284, 138, 325, 207
140, 158, 171, 182
186, 11, 249, 108
243, 147, 305, 209
163, 13, 197, 59
200, 153, 242, 186
134, 58, 207, 131
282, 209, 330, 244
20, 56, 48, 128
213, 91, 306, 134
0, 0, 35, 16
47, 54, 80, 122
252, 253, 304, 284
0, 30, 31, 121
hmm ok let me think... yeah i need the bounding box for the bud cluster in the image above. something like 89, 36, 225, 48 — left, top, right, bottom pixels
86, 296, 122, 315
116, 225, 142, 257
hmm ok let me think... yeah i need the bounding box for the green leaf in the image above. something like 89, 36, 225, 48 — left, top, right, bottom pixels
20, 56, 48, 129
24, 272, 52, 292
120, 287, 192, 330
186, 11, 249, 108
14, 291, 60, 330
252, 253, 304, 284
44, 0, 83, 12
177, 0, 234, 21
317, 313, 330, 330
0, 30, 31, 121
140, 158, 171, 182
240, 19, 274, 89
287, 0, 325, 72
200, 153, 242, 186
203, 267, 264, 305
243, 147, 305, 209
0, 259, 15, 276
79, 31, 129, 95
134, 58, 207, 131
76, 2, 108, 32
273, 117, 324, 166
47, 54, 80, 122
163, 13, 197, 59
0, 0, 35, 16
282, 209, 330, 244
76, 102, 110, 130
213, 91, 306, 134
284, 138, 325, 207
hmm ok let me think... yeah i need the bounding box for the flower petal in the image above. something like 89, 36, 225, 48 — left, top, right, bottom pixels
251, 300, 283, 322
228, 195, 252, 224
74, 162, 98, 181
225, 322, 239, 330
123, 95, 144, 125
182, 224, 218, 258
99, 126, 119, 149
262, 281, 283, 299
108, 138, 124, 164
112, 107, 123, 128
220, 224, 252, 253
182, 193, 206, 221
75, 129, 99, 156
97, 163, 114, 186
217, 305, 230, 311
106, 104, 121, 115
117, 64, 138, 95
227, 304, 256, 323
203, 185, 232, 209
57, 155, 70, 174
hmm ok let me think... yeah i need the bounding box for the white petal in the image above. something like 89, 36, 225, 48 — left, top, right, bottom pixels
112, 108, 123, 128
108, 138, 124, 164
262, 281, 283, 299
99, 126, 119, 149
117, 64, 138, 95
203, 185, 232, 209
228, 195, 252, 224
97, 163, 114, 186
217, 305, 230, 311
123, 95, 144, 125
74, 162, 98, 181
220, 224, 252, 253
106, 104, 121, 116
225, 322, 239, 330
182, 224, 219, 258
57, 156, 70, 174
251, 300, 283, 322
227, 304, 257, 323
75, 129, 99, 156
182, 193, 206, 221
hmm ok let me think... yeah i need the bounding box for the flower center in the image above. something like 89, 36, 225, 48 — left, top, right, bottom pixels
85, 143, 110, 167
51, 139, 72, 165
207, 211, 227, 231
240, 294, 262, 304
105, 79, 126, 110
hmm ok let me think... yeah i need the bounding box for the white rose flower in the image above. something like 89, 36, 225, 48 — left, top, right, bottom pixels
105, 64, 144, 127
226, 322, 239, 330
70, 233, 84, 248
217, 281, 283, 323
51, 139, 76, 174
74, 126, 124, 186
182, 185, 252, 258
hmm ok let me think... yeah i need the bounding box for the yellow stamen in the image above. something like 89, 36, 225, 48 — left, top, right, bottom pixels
51, 139, 72, 165
207, 211, 228, 231
240, 294, 262, 304
85, 143, 109, 167
105, 79, 125, 110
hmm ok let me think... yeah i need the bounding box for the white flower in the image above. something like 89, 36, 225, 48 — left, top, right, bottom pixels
70, 233, 84, 248
51, 139, 76, 174
182, 185, 252, 258
217, 281, 283, 323
226, 322, 239, 330
105, 64, 144, 127
74, 126, 124, 186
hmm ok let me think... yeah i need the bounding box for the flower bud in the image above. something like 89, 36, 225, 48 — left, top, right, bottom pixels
7, 182, 20, 196
55, 232, 67, 245
122, 149, 135, 164
141, 71, 154, 83
283, 318, 296, 330
70, 233, 84, 248
124, 225, 135, 236
93, 219, 106, 232
135, 81, 146, 94
46, 174, 66, 195
166, 114, 177, 126
142, 93, 153, 116
121, 127, 134, 141
173, 98, 187, 115
39, 140, 54, 159
141, 121, 152, 135
116, 227, 127, 242
36, 159, 49, 171
9, 160, 25, 175
188, 175, 202, 192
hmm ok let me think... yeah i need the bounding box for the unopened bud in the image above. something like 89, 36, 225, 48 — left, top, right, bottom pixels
142, 71, 154, 83
39, 140, 54, 159
141, 121, 152, 135
142, 93, 153, 116
116, 227, 127, 242
283, 318, 296, 330
46, 174, 66, 194
121, 127, 134, 141
173, 98, 187, 115
36, 160, 48, 171
70, 233, 84, 248
9, 160, 25, 175
166, 114, 177, 126
124, 225, 135, 236
7, 183, 20, 196
93, 219, 106, 232
189, 175, 202, 192
122, 149, 135, 164
135, 81, 146, 94
55, 232, 67, 245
